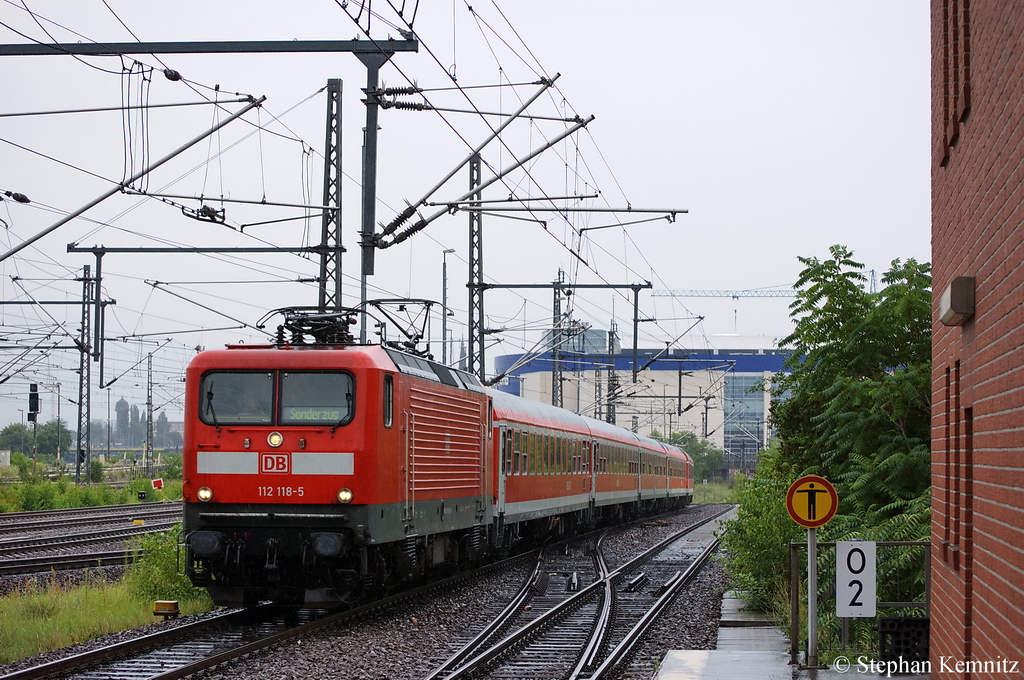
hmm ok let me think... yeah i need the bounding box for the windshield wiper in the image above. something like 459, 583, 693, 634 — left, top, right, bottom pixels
330, 392, 354, 434
205, 383, 220, 432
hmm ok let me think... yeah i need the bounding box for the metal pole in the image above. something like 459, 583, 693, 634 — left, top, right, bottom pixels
356, 53, 390, 342
383, 75, 559, 232
146, 354, 153, 477
790, 542, 800, 665
318, 78, 343, 312
77, 264, 92, 484
807, 526, 819, 667
384, 116, 595, 248
0, 96, 265, 262
56, 383, 61, 469
632, 286, 641, 382
551, 275, 563, 408
467, 155, 485, 379
442, 248, 454, 364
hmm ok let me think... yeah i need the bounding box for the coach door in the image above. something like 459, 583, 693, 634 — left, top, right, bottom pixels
588, 440, 598, 505
496, 426, 508, 515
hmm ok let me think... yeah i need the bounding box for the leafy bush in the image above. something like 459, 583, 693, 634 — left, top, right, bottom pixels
90, 459, 104, 484
18, 481, 59, 511
161, 453, 183, 480
720, 445, 803, 611
0, 482, 20, 513
11, 451, 31, 477
126, 523, 210, 604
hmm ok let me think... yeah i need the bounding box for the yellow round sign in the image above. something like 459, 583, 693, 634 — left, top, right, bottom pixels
786, 475, 838, 528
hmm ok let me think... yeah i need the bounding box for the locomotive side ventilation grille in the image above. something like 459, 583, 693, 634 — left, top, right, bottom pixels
409, 383, 485, 493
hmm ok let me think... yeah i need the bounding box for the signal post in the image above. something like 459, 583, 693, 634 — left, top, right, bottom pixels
786, 475, 838, 668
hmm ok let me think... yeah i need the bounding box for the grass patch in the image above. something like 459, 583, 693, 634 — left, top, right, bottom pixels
694, 480, 742, 504
0, 575, 211, 664
0, 526, 214, 665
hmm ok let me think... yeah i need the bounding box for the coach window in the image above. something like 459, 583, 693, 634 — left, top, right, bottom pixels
536, 435, 543, 475
279, 371, 354, 426
199, 371, 273, 425
513, 430, 521, 475
522, 433, 531, 475
504, 431, 513, 475
383, 374, 394, 428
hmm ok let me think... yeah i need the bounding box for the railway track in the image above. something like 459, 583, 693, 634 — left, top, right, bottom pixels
0, 552, 537, 680
423, 506, 730, 680
0, 506, 182, 537
0, 522, 179, 561
0, 503, 182, 576
0, 550, 137, 576
0, 506, 731, 680
0, 502, 181, 526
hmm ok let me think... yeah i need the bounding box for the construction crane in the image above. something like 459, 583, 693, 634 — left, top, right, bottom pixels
652, 289, 795, 298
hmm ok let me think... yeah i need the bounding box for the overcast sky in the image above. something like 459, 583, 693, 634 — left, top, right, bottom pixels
0, 1, 930, 429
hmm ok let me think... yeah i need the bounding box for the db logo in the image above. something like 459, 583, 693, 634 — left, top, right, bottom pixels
260, 452, 290, 474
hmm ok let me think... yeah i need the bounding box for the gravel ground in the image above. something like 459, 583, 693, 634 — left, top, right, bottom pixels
198, 504, 733, 680
0, 504, 735, 680
0, 564, 127, 598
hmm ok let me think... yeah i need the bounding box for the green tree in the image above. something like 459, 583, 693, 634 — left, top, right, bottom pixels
0, 423, 30, 454
651, 429, 725, 481
129, 405, 143, 448
155, 411, 170, 449
35, 420, 75, 460
770, 245, 931, 524
88, 419, 109, 446
724, 245, 932, 611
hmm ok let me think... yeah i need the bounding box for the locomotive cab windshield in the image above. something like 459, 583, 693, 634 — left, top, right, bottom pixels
199, 370, 354, 426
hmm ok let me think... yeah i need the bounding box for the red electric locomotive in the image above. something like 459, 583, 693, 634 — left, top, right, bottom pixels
182, 312, 692, 607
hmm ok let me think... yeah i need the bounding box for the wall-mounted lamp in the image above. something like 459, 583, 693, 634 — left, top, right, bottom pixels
939, 276, 975, 326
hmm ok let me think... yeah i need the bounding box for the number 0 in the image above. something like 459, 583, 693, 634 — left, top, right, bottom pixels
846, 547, 866, 574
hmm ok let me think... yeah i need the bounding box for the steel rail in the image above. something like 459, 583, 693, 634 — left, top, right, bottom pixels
143, 551, 538, 680
420, 551, 546, 680
0, 549, 137, 576
435, 508, 731, 680
0, 521, 178, 555
2, 551, 536, 680
585, 538, 721, 679
0, 608, 246, 680
0, 510, 181, 536
570, 531, 614, 678
0, 501, 181, 523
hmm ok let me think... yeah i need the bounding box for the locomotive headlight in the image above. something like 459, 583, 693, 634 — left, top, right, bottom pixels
267, 431, 284, 448
197, 486, 214, 502
337, 488, 354, 504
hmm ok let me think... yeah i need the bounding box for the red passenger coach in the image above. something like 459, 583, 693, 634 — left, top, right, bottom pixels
492, 391, 693, 536
182, 314, 692, 607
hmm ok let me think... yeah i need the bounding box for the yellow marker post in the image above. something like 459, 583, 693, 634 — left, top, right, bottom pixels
786, 475, 838, 669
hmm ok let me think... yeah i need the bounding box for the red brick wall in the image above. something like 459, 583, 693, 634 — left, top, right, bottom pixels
931, 1, 1024, 678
